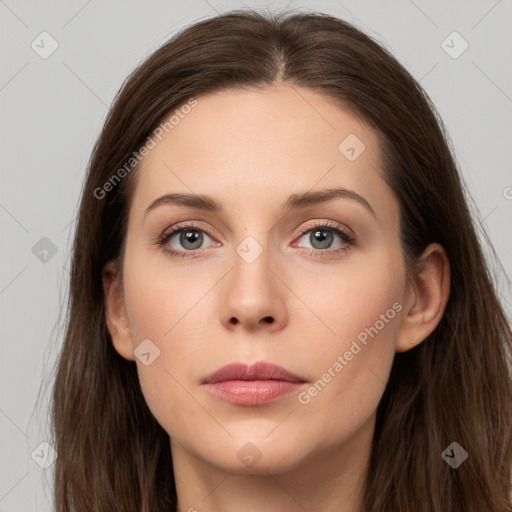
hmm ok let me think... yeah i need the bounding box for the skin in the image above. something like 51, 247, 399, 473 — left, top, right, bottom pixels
103, 84, 450, 512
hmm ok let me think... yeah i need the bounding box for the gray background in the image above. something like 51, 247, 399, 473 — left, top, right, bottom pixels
1, 0, 511, 510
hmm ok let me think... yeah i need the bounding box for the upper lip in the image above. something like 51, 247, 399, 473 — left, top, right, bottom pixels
202, 361, 306, 384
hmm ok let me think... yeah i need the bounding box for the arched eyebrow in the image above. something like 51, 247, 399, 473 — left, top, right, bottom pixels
283, 188, 376, 217
144, 187, 376, 219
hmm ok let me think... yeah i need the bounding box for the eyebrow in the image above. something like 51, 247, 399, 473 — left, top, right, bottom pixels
144, 187, 376, 218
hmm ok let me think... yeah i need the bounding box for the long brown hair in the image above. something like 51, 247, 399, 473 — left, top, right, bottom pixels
49, 8, 512, 511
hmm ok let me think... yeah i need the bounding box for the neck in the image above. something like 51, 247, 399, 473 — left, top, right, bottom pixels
171, 413, 375, 512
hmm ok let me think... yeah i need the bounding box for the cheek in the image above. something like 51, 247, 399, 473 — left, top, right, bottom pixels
291, 250, 404, 429
121, 245, 196, 340
303, 244, 405, 349
120, 248, 213, 435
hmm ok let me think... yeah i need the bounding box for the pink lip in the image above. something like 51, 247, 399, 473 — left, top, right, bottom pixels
201, 361, 307, 406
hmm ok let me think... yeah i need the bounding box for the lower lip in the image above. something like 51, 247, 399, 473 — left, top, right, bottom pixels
203, 380, 305, 406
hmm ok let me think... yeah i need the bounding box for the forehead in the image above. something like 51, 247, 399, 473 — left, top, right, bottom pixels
131, 85, 397, 223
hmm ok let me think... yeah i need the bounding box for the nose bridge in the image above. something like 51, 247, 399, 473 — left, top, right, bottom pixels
220, 230, 287, 330
230, 232, 273, 305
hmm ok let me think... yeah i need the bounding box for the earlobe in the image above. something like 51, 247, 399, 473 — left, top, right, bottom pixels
102, 260, 135, 361
396, 243, 451, 352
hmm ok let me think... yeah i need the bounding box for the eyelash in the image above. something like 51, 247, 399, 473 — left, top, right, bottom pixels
157, 220, 357, 260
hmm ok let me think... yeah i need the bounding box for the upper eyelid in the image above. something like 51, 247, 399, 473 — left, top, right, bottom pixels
164, 221, 216, 238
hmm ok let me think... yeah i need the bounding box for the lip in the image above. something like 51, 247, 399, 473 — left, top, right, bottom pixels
201, 361, 307, 406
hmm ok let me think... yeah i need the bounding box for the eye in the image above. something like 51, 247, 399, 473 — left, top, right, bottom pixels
294, 220, 356, 258
157, 222, 218, 258
157, 220, 357, 260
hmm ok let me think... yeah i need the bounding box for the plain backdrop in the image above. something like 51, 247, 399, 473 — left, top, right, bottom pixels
1, 1, 511, 510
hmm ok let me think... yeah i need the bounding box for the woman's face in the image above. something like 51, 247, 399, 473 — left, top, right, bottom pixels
106, 84, 414, 474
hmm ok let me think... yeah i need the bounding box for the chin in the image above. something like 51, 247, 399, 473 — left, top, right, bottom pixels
199, 434, 313, 474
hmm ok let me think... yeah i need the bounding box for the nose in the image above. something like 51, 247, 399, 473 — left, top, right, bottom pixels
220, 249, 288, 333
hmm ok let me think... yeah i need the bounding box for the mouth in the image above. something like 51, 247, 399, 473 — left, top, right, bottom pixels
201, 361, 307, 406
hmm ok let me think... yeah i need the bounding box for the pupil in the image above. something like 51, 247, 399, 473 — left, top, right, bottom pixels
181, 230, 202, 249
312, 229, 332, 249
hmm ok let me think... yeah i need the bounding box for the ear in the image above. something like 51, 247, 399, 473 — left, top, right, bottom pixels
102, 260, 135, 361
396, 242, 450, 352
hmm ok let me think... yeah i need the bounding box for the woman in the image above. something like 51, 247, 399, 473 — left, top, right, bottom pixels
51, 8, 512, 511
